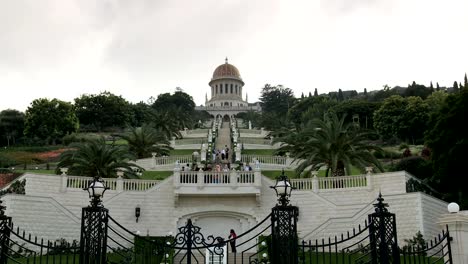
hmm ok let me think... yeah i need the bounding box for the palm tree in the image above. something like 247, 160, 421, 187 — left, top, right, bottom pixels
119, 126, 172, 159
57, 138, 142, 178
150, 111, 182, 139
278, 113, 383, 177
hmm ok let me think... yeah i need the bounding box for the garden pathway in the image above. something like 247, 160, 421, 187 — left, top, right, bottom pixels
214, 121, 232, 163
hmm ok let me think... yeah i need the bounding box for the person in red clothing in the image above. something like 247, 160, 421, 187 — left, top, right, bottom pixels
228, 229, 237, 253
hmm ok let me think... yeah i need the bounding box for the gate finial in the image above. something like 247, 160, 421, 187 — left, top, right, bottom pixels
373, 192, 389, 213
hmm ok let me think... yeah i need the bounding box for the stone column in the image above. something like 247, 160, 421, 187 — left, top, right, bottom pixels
116, 171, 124, 192
254, 168, 262, 188
438, 210, 468, 264
366, 166, 373, 190
286, 153, 293, 167
311, 171, 319, 193
60, 168, 68, 193
170, 137, 176, 148
230, 169, 238, 189
151, 153, 157, 168
173, 166, 181, 187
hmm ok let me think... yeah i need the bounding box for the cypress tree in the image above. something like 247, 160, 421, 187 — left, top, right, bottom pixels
436, 82, 440, 91
314, 88, 318, 96
338, 89, 344, 101
465, 73, 468, 89
429, 82, 434, 93
308, 91, 312, 97
301, 92, 304, 99
453, 81, 459, 92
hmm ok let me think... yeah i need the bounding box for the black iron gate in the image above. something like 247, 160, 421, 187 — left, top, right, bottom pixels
105, 213, 273, 264
298, 194, 453, 264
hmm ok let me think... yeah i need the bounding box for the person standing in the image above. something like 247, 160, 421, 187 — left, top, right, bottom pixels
221, 148, 226, 160
225, 146, 230, 161
228, 229, 237, 253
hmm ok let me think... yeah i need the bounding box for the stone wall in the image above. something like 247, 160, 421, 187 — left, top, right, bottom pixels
1, 171, 448, 249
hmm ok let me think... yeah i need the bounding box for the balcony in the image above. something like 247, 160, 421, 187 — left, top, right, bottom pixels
173, 169, 262, 197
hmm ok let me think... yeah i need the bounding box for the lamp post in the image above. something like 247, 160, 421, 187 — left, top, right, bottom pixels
79, 176, 110, 264
85, 177, 109, 208
270, 170, 299, 264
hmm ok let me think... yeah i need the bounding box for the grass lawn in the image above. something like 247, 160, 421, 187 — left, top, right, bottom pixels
141, 171, 173, 180
169, 149, 197, 155
382, 144, 424, 156
241, 149, 277, 155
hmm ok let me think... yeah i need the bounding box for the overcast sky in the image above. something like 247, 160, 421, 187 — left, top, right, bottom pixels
0, 0, 467, 111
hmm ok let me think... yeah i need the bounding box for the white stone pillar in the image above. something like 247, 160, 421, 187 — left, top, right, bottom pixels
170, 137, 176, 148
286, 152, 293, 167
365, 166, 373, 190
438, 211, 468, 264
311, 171, 319, 193
230, 170, 238, 189
173, 166, 181, 187
254, 168, 262, 188
197, 170, 204, 189
60, 168, 68, 193
116, 171, 124, 192
236, 148, 241, 162
151, 153, 157, 168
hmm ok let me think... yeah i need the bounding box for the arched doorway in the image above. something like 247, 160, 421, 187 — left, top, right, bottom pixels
223, 115, 230, 122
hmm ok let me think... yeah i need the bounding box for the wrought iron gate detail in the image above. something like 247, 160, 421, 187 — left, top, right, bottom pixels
368, 194, 399, 264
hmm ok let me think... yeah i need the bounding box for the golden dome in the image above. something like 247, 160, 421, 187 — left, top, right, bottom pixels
212, 58, 241, 79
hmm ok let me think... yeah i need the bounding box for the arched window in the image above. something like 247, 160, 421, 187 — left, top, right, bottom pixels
225, 84, 228, 94
235, 86, 238, 94
230, 84, 233, 94
216, 85, 218, 95
220, 84, 223, 94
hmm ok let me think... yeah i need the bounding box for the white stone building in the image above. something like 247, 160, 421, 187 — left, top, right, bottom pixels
195, 58, 261, 119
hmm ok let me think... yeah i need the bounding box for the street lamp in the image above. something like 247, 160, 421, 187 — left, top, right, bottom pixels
85, 177, 109, 207
270, 169, 294, 206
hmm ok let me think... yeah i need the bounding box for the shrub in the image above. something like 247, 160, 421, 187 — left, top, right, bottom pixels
391, 156, 432, 180
373, 149, 403, 159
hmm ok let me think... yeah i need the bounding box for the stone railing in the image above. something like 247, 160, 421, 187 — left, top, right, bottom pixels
195, 105, 261, 111
291, 174, 370, 192
239, 129, 262, 134
238, 138, 271, 145
173, 169, 262, 196
154, 155, 192, 166
66, 175, 160, 192
241, 155, 287, 165
174, 138, 207, 145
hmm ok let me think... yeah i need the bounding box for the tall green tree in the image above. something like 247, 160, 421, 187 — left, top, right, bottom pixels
24, 98, 79, 144
259, 84, 295, 115
278, 113, 383, 177
57, 138, 142, 178
453, 81, 459, 93
331, 100, 380, 129
425, 89, 468, 207
373, 95, 407, 140
314, 88, 318, 97
128, 101, 153, 127
464, 73, 468, 90
405, 82, 431, 99
374, 95, 429, 143
288, 96, 337, 131
119, 126, 172, 159
338, 89, 344, 101
436, 82, 440, 91
0, 109, 24, 146
74, 92, 131, 132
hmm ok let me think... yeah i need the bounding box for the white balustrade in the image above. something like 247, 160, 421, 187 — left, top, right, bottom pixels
241, 155, 287, 165
239, 129, 262, 134
238, 138, 271, 145
66, 176, 160, 192
174, 139, 207, 145
237, 172, 255, 184
153, 155, 192, 166
177, 171, 256, 186
123, 179, 160, 191
290, 174, 369, 191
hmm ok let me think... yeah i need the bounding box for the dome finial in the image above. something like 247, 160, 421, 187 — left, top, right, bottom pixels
225, 57, 228, 64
